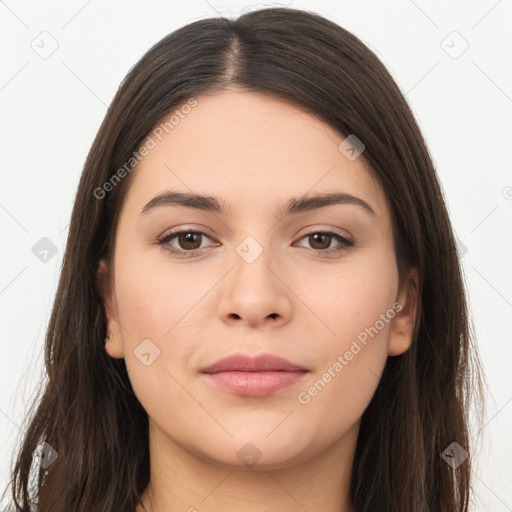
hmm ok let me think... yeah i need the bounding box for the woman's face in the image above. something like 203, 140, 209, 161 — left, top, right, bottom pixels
98, 88, 417, 470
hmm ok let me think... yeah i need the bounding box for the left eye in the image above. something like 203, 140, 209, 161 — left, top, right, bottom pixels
295, 231, 354, 251
156, 230, 354, 256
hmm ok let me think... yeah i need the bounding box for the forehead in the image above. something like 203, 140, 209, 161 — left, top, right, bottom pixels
121, 89, 389, 222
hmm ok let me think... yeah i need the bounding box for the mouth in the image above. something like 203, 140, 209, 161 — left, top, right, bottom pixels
200, 352, 310, 397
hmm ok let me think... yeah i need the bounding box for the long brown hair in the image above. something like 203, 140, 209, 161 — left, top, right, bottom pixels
3, 7, 485, 511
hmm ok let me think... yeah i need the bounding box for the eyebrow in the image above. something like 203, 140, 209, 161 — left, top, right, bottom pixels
140, 190, 376, 217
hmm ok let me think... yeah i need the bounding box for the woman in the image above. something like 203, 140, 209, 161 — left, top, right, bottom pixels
3, 7, 485, 511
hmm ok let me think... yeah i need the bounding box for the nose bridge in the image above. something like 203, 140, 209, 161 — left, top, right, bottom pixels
231, 232, 279, 296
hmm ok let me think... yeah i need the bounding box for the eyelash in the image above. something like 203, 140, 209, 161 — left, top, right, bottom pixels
155, 228, 355, 258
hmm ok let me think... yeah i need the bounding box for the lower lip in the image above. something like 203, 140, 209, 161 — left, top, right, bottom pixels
202, 370, 308, 397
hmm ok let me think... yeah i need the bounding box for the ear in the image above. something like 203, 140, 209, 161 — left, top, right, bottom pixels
387, 267, 419, 356
96, 259, 125, 359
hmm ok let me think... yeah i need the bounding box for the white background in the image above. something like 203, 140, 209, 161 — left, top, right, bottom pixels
1, 1, 511, 510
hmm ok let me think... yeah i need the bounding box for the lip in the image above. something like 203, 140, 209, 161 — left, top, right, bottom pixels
201, 352, 309, 373
200, 352, 310, 397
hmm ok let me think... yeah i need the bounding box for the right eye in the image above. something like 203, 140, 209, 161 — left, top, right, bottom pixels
156, 230, 218, 257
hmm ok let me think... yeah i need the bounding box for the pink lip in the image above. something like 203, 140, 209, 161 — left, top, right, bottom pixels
200, 353, 309, 397
201, 353, 308, 373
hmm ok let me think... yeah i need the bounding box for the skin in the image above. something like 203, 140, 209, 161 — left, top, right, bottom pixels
97, 87, 418, 512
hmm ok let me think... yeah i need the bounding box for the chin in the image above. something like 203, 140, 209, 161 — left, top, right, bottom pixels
191, 430, 316, 470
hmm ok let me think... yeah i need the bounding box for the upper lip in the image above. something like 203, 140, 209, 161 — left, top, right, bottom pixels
201, 353, 309, 373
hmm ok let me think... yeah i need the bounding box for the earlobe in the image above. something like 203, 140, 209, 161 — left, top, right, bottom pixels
388, 268, 419, 356
104, 326, 125, 358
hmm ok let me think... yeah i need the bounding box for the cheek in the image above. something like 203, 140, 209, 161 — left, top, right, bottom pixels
293, 256, 396, 419
114, 240, 209, 343
295, 252, 398, 356
291, 254, 397, 416
114, 275, 200, 422
112, 243, 235, 422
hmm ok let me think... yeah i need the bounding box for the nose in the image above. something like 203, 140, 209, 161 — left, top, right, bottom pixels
217, 244, 293, 329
